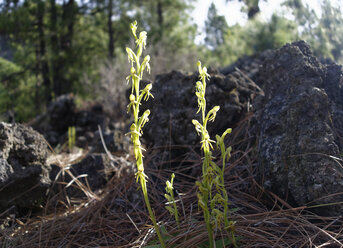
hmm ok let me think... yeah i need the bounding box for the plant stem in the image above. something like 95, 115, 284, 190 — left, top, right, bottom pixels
126, 21, 165, 248
171, 191, 179, 226
204, 154, 214, 248
141, 179, 166, 248
204, 209, 214, 248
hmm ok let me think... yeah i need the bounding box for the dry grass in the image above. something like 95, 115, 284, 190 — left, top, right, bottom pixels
1, 115, 343, 247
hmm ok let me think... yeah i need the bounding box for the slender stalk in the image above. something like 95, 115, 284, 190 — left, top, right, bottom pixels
171, 192, 179, 226
141, 179, 165, 247
126, 21, 165, 248
216, 128, 238, 247
204, 210, 214, 248
193, 61, 237, 247
193, 61, 217, 248
221, 157, 237, 247
222, 158, 229, 229
165, 173, 180, 226
204, 153, 214, 248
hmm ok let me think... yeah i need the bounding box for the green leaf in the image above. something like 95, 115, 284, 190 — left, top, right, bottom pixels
164, 194, 172, 202
165, 206, 175, 214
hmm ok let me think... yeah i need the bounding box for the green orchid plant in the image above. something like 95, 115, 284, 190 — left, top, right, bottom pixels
126, 21, 166, 248
193, 61, 237, 248
68, 126, 76, 152
164, 173, 180, 226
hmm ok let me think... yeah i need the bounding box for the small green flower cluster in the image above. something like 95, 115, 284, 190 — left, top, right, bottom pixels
125, 21, 236, 248
192, 61, 236, 248
126, 21, 166, 248
164, 173, 180, 226
68, 126, 76, 151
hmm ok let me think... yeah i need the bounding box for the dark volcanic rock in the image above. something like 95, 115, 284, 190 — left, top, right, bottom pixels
220, 49, 272, 84
255, 41, 343, 216
30, 94, 76, 146
143, 70, 263, 148
0, 122, 50, 210
50, 154, 132, 196
75, 104, 106, 133
31, 94, 110, 148
47, 94, 76, 134
70, 154, 114, 191
91, 129, 127, 153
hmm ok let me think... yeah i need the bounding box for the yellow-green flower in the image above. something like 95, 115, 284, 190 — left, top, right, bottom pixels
125, 21, 166, 248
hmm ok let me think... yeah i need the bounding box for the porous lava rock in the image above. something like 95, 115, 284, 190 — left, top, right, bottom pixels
75, 104, 106, 134
255, 40, 343, 216
31, 94, 110, 148
50, 154, 132, 196
0, 122, 50, 210
30, 94, 76, 146
143, 70, 263, 149
91, 129, 128, 153
48, 94, 76, 134
220, 49, 273, 83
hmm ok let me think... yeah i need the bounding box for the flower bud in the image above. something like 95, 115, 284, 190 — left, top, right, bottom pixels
143, 109, 150, 116
130, 123, 136, 132
144, 55, 150, 63
146, 84, 152, 91
214, 106, 220, 111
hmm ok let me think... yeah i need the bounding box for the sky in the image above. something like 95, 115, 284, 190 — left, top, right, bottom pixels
190, 0, 333, 44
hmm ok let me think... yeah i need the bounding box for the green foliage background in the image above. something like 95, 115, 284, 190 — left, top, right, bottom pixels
0, 0, 342, 121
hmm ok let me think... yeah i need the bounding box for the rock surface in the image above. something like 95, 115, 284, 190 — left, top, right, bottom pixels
47, 94, 76, 134
143, 70, 263, 149
220, 49, 272, 83
91, 129, 127, 153
31, 94, 112, 149
0, 122, 50, 210
255, 41, 343, 216
50, 154, 133, 196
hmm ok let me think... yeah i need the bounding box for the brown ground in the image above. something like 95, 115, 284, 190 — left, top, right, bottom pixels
1, 115, 343, 247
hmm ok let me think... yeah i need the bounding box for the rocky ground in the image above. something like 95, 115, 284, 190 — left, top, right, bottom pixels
1, 40, 343, 247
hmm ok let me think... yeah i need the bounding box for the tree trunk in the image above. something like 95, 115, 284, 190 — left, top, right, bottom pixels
50, 0, 60, 98
157, 0, 163, 39
108, 0, 114, 58
61, 0, 75, 51
37, 1, 51, 106
50, 0, 76, 96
